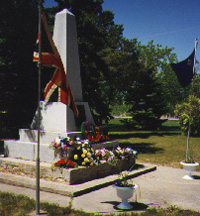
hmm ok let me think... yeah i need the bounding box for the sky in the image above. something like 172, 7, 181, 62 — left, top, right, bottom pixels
44, 0, 200, 62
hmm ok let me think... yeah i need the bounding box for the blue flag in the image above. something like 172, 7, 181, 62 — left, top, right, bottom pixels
171, 49, 195, 88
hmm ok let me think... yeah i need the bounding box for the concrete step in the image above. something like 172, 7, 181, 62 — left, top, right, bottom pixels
0, 157, 156, 197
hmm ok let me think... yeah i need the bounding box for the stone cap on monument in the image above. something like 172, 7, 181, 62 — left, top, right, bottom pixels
59, 8, 74, 15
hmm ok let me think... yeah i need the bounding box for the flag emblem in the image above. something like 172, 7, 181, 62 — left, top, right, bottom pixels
171, 49, 195, 88
33, 11, 78, 117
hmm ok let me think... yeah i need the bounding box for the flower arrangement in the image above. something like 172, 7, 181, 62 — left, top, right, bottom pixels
50, 135, 138, 169
54, 159, 75, 168
182, 156, 197, 164
114, 147, 138, 160
69, 138, 96, 166
94, 146, 137, 165
81, 121, 109, 143
50, 137, 70, 160
50, 136, 82, 160
95, 148, 115, 164
115, 171, 135, 187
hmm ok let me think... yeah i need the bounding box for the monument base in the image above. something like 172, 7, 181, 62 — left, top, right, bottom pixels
31, 101, 94, 132
4, 139, 118, 163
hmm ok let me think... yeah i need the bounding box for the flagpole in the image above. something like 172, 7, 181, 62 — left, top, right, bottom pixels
36, 0, 42, 215
186, 38, 198, 161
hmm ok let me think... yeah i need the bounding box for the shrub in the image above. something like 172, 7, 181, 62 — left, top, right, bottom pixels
174, 95, 200, 136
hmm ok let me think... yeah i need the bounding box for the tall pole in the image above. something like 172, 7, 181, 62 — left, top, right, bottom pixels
36, 0, 42, 214
186, 38, 198, 161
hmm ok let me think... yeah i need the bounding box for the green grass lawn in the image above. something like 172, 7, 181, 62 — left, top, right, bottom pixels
107, 118, 200, 171
1, 118, 200, 215
0, 191, 200, 216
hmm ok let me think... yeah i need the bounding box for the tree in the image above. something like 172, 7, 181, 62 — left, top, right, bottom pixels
136, 40, 188, 116
175, 95, 200, 136
0, 0, 38, 137
124, 66, 167, 130
101, 38, 139, 107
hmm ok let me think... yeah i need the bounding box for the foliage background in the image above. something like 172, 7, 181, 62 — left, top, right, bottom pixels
0, 0, 199, 138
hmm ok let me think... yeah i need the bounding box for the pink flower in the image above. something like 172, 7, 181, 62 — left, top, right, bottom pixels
56, 143, 60, 148
69, 140, 74, 145
52, 141, 56, 146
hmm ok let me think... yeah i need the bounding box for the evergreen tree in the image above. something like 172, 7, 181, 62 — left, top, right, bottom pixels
0, 0, 38, 137
101, 38, 139, 110
125, 67, 166, 130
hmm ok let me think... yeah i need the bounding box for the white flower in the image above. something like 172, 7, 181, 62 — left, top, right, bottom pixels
125, 147, 132, 152
84, 140, 89, 144
55, 138, 61, 143
110, 151, 114, 156
133, 150, 138, 155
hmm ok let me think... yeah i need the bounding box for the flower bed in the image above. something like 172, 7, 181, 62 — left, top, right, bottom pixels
50, 137, 137, 167
50, 136, 137, 184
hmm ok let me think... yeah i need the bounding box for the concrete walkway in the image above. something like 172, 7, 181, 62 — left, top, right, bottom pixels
0, 163, 200, 214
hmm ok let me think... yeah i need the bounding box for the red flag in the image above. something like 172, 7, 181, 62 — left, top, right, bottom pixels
33, 11, 78, 117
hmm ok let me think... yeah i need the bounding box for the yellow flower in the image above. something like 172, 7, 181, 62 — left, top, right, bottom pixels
83, 149, 87, 154
82, 161, 85, 165
74, 154, 78, 160
90, 163, 93, 166
81, 153, 86, 158
84, 157, 89, 163
87, 152, 91, 157
89, 158, 93, 162
77, 146, 81, 150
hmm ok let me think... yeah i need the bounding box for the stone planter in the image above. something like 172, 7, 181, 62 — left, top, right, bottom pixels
180, 161, 199, 179
52, 167, 64, 179
52, 158, 135, 184
113, 184, 138, 209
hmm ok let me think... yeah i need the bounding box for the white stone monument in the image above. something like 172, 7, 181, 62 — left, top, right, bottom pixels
4, 9, 96, 162
31, 8, 94, 132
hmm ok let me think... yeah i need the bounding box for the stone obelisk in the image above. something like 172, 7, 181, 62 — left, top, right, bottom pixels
31, 9, 94, 132
54, 9, 83, 101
